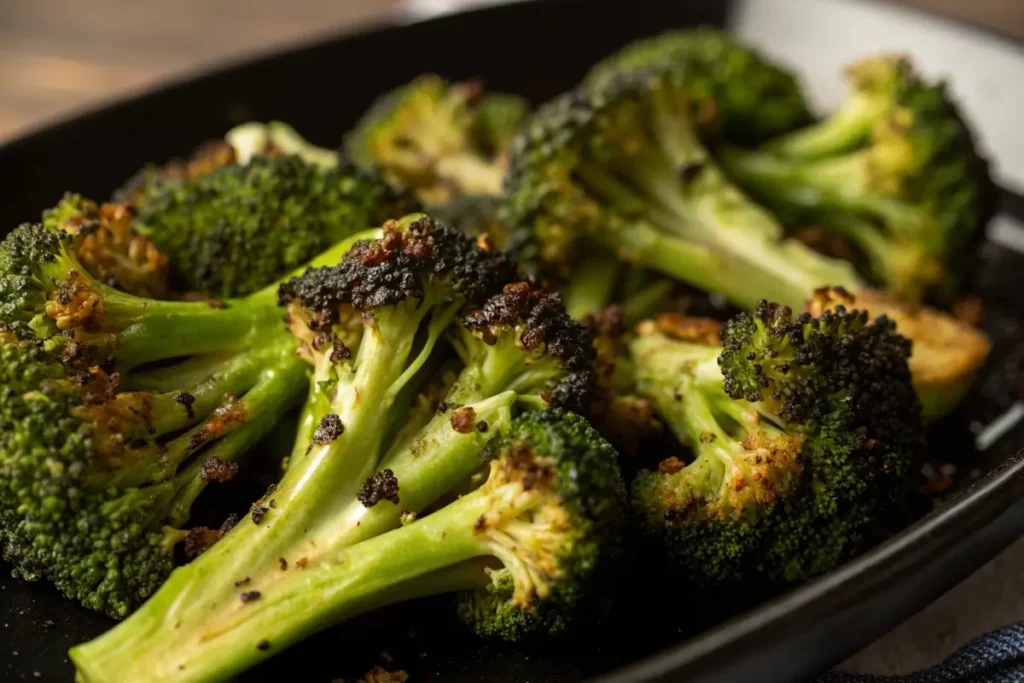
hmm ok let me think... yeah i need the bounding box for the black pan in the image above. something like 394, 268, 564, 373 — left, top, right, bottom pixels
1, 1, 1023, 681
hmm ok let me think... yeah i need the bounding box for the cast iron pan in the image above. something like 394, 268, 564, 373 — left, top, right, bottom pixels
1, 1, 1022, 681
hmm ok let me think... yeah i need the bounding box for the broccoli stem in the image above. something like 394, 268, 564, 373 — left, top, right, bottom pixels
71, 485, 502, 683
562, 248, 622, 320
717, 147, 929, 242
591, 217, 852, 311
123, 352, 240, 393
324, 390, 516, 548
166, 350, 311, 526
763, 94, 889, 159
75, 229, 382, 371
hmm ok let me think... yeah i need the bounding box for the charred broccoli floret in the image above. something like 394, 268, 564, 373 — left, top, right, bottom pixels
718, 55, 996, 302
43, 194, 170, 299
586, 27, 812, 144
629, 301, 924, 585
504, 69, 990, 416
345, 75, 529, 205
71, 220, 618, 681
0, 332, 307, 618
0, 206, 383, 615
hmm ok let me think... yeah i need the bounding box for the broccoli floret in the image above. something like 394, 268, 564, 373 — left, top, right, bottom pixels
0, 211, 385, 615
345, 75, 529, 205
72, 410, 621, 678
0, 332, 308, 618
43, 194, 171, 299
125, 153, 418, 298
718, 55, 996, 302
504, 69, 990, 416
586, 27, 812, 145
629, 301, 923, 585
224, 120, 341, 168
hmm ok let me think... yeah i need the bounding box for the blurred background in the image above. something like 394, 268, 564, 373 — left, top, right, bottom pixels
1, 0, 1023, 677
1, 0, 1023, 143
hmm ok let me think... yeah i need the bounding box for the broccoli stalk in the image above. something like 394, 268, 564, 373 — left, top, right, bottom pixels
718, 55, 995, 301
504, 69, 990, 416
71, 411, 624, 683
0, 206, 379, 367
629, 302, 924, 585
314, 278, 596, 548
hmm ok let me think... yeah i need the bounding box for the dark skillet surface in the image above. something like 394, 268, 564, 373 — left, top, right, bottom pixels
1, 1, 1024, 681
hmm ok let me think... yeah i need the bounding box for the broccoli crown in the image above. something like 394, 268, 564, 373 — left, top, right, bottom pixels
133, 154, 418, 298
277, 214, 518, 316
503, 82, 610, 274
586, 27, 812, 144
456, 410, 625, 639
42, 194, 170, 299
0, 220, 81, 340
345, 74, 528, 205
631, 300, 924, 584
0, 338, 177, 617
460, 280, 597, 413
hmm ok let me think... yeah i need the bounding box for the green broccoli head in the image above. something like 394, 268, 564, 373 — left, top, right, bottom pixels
586, 27, 812, 144
345, 74, 529, 205
630, 299, 923, 585
455, 410, 625, 639
720, 54, 996, 302
131, 154, 418, 298
0, 333, 307, 617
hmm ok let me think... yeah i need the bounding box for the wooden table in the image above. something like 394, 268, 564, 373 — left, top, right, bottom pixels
1, 0, 1021, 677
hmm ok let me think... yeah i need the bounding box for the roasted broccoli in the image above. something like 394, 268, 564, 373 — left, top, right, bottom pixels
629, 301, 924, 585
586, 27, 812, 145
71, 220, 618, 683
503, 69, 990, 416
43, 194, 170, 299
121, 152, 417, 298
346, 75, 529, 205
0, 202, 379, 616
718, 55, 995, 302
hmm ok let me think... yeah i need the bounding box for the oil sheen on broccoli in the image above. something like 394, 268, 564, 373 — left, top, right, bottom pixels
629, 301, 924, 585
503, 68, 990, 416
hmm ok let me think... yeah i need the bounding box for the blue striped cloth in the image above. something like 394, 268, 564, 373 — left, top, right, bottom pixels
816, 624, 1024, 683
